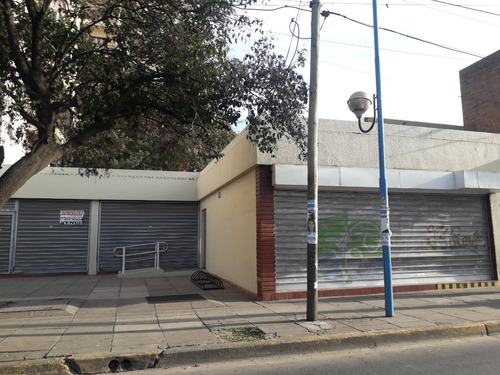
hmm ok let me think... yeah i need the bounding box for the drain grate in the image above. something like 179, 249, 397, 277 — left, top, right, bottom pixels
190, 270, 224, 290
146, 294, 205, 304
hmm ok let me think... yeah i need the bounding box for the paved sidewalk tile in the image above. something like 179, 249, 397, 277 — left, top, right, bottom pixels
1, 274, 500, 372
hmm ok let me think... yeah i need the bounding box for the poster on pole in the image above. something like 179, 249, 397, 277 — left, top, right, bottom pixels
307, 200, 318, 244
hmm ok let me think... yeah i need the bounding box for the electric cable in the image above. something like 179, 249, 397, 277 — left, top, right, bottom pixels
231, 4, 309, 13
429, 0, 500, 17
284, 0, 306, 68
322, 10, 500, 62
234, 2, 500, 62
285, 19, 301, 67
400, 0, 500, 27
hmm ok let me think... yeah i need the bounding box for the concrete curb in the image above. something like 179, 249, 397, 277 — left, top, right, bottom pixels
484, 320, 500, 335
0, 358, 72, 375
1, 321, 498, 374
155, 322, 489, 368
64, 352, 160, 374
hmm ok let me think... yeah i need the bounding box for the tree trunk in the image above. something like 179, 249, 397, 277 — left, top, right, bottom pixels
0, 143, 68, 209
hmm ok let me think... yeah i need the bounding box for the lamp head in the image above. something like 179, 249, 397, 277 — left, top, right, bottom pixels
347, 91, 372, 119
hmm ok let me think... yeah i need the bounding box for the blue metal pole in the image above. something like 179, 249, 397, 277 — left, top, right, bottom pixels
372, 0, 394, 317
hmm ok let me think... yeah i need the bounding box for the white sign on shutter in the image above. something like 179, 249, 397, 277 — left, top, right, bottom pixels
60, 210, 85, 225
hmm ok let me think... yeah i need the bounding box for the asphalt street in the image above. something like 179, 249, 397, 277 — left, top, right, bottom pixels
127, 335, 500, 375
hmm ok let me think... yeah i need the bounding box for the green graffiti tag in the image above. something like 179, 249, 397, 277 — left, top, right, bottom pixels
318, 211, 381, 283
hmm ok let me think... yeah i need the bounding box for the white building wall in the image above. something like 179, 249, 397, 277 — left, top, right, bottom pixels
257, 120, 500, 173
489, 193, 500, 279
258, 119, 500, 288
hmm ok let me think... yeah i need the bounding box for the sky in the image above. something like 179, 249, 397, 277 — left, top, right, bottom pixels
233, 0, 500, 126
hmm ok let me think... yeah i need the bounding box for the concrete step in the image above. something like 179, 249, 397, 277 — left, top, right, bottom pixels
117, 267, 165, 278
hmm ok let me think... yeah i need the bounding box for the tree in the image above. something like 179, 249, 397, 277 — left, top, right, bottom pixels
56, 121, 237, 173
0, 0, 308, 208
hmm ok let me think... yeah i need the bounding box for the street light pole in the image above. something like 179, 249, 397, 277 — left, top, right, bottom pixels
306, 0, 321, 322
372, 0, 394, 317
347, 0, 395, 317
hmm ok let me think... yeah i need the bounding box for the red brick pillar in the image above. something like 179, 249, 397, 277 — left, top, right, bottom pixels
256, 165, 276, 300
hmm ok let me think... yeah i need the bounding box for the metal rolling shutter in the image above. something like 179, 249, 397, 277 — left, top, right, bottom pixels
275, 190, 492, 291
201, 209, 207, 269
1, 200, 16, 211
0, 214, 13, 274
14, 200, 90, 274
1, 200, 17, 274
390, 193, 491, 284
98, 201, 199, 272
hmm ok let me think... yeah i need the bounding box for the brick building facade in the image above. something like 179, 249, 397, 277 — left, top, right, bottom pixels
460, 49, 500, 133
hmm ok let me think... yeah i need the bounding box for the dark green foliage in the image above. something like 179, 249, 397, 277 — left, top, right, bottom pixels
0, 1, 307, 189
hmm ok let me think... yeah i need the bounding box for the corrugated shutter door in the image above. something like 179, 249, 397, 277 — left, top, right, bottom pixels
0, 214, 13, 274
98, 201, 199, 271
1, 200, 16, 211
390, 194, 491, 284
14, 200, 90, 274
201, 209, 207, 269
275, 190, 492, 291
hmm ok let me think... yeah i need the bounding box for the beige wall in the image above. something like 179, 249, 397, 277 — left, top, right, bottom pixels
198, 130, 257, 200
198, 130, 260, 293
201, 170, 257, 294
1, 167, 199, 201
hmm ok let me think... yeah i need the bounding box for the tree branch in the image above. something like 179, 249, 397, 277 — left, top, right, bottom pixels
1, 0, 32, 85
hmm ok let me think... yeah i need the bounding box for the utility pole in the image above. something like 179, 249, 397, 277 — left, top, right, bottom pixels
306, 0, 321, 322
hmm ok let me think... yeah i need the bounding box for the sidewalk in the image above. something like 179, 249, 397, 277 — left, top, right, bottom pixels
1, 274, 500, 374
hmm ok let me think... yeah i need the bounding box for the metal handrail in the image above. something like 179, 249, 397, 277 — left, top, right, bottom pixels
113, 242, 168, 275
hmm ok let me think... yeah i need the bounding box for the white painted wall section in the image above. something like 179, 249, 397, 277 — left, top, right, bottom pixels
273, 165, 500, 193
1, 167, 199, 201
258, 120, 500, 174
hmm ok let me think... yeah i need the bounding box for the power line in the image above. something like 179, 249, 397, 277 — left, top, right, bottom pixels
236, 2, 500, 62
273, 29, 473, 62
232, 4, 309, 13
284, 0, 307, 67
321, 10, 500, 62
400, 0, 500, 27
259, 1, 500, 8
247, 0, 500, 18
429, 0, 500, 17
322, 37, 476, 62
